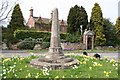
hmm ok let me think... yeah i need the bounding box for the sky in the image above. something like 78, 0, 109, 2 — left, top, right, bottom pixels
1, 0, 120, 26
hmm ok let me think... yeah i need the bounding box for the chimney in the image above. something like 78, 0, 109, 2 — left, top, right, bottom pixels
51, 11, 53, 20
29, 7, 33, 16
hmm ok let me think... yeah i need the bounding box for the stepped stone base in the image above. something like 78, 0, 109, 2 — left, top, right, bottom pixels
30, 53, 79, 69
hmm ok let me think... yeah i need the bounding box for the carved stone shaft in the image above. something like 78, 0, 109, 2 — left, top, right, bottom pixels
49, 8, 62, 54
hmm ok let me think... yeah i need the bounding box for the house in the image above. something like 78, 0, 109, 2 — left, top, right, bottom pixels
27, 8, 67, 33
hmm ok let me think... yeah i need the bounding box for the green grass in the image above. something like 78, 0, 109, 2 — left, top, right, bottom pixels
118, 59, 120, 80
1, 55, 118, 79
27, 49, 118, 53
0, 58, 2, 79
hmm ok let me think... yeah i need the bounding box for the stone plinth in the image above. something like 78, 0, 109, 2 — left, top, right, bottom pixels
30, 57, 79, 69
30, 8, 79, 69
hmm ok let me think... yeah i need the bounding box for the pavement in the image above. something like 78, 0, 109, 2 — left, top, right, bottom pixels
1, 50, 119, 61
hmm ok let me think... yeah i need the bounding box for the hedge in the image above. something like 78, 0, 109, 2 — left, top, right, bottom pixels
14, 30, 67, 42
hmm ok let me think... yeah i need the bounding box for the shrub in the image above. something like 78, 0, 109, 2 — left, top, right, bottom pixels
14, 30, 82, 43
41, 42, 50, 49
17, 37, 35, 50
14, 30, 67, 42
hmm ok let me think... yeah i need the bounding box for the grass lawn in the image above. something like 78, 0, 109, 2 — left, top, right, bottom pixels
27, 49, 119, 53
0, 58, 2, 79
1, 54, 118, 79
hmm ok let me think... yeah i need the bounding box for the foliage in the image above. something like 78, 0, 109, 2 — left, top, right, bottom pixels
14, 30, 83, 43
65, 31, 82, 43
79, 6, 88, 32
7, 4, 25, 32
90, 3, 106, 46
67, 5, 88, 34
103, 18, 116, 46
1, 54, 118, 78
17, 37, 50, 49
17, 37, 36, 50
114, 17, 120, 46
2, 3, 25, 48
41, 42, 50, 49
2, 27, 19, 49
14, 30, 50, 42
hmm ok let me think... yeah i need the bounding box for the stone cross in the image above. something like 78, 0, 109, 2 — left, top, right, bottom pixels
30, 8, 79, 69
47, 8, 63, 58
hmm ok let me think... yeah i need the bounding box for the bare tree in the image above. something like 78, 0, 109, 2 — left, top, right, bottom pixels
0, 0, 18, 22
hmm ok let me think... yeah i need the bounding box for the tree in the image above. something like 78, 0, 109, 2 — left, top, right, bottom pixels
7, 4, 25, 31
79, 6, 88, 32
67, 5, 80, 34
0, 0, 17, 22
114, 17, 120, 46
67, 5, 88, 34
90, 3, 106, 46
103, 18, 116, 46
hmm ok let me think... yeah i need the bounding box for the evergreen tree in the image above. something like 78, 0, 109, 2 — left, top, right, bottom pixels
67, 5, 88, 34
79, 6, 88, 32
103, 18, 116, 46
114, 17, 120, 45
90, 3, 106, 46
67, 5, 80, 34
8, 4, 25, 31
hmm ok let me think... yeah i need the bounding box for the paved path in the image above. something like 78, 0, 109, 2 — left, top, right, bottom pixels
1, 50, 119, 61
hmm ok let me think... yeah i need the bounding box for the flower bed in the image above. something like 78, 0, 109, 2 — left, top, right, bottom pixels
1, 54, 118, 79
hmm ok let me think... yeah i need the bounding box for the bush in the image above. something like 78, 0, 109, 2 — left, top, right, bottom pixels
17, 37, 35, 50
41, 42, 50, 49
65, 32, 82, 43
14, 30, 67, 42
14, 30, 82, 43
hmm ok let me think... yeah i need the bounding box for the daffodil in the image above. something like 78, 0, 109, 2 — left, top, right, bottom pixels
14, 62, 16, 64
89, 67, 92, 70
20, 58, 24, 60
55, 76, 59, 78
3, 58, 10, 62
1, 54, 4, 58
35, 75, 39, 78
28, 73, 31, 77
29, 52, 34, 55
79, 61, 82, 64
62, 76, 65, 78
69, 62, 73, 65
110, 59, 115, 63
103, 71, 111, 77
83, 61, 86, 64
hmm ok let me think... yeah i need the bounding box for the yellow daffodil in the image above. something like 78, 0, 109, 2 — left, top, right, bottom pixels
55, 76, 59, 78
20, 58, 24, 60
3, 58, 10, 62
14, 62, 16, 64
104, 71, 111, 77
69, 62, 72, 65
79, 61, 82, 64
110, 59, 115, 63
1, 54, 4, 58
83, 61, 86, 64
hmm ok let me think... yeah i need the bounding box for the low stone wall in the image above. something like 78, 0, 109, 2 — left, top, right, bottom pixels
61, 42, 85, 50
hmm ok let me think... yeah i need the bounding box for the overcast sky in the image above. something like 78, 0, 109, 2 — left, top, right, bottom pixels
1, 0, 120, 25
